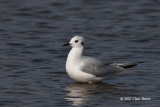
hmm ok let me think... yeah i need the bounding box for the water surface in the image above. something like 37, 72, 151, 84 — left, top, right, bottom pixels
0, 0, 160, 106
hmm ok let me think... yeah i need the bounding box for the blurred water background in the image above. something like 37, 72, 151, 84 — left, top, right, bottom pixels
0, 0, 160, 106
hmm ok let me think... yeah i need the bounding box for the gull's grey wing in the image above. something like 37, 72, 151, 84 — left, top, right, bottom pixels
81, 57, 124, 77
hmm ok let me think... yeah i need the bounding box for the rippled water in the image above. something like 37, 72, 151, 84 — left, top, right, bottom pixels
0, 0, 160, 106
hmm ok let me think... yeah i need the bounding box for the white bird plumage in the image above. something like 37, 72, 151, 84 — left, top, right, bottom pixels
63, 36, 142, 83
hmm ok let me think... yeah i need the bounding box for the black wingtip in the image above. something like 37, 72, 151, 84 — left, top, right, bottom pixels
122, 65, 137, 69
123, 61, 144, 69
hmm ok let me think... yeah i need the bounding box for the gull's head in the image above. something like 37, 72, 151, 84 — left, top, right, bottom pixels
63, 35, 85, 48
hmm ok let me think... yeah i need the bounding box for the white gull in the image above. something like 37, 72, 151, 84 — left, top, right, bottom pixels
63, 36, 142, 83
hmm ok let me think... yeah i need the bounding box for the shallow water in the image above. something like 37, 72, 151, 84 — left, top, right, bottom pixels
0, 0, 160, 106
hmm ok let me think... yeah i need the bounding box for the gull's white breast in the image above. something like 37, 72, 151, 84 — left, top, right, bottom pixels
66, 59, 103, 83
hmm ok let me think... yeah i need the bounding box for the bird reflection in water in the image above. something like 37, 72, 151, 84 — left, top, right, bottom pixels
65, 82, 119, 106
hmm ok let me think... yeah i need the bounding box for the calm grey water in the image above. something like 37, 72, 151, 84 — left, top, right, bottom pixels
0, 0, 160, 107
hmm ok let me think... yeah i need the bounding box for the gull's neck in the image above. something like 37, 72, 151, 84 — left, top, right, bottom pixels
67, 47, 84, 63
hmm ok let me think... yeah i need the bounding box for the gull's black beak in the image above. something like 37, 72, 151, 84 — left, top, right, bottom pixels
63, 43, 70, 46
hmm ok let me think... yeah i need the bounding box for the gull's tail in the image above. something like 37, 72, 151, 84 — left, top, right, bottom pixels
113, 61, 143, 69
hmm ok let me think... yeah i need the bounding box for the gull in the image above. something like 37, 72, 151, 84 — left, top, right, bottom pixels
63, 36, 142, 83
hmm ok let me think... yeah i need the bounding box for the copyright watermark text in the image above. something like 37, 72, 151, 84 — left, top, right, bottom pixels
120, 97, 151, 101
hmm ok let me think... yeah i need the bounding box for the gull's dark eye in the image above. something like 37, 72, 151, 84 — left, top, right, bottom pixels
75, 40, 78, 43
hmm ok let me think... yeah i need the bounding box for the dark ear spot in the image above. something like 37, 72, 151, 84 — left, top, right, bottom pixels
81, 42, 84, 45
